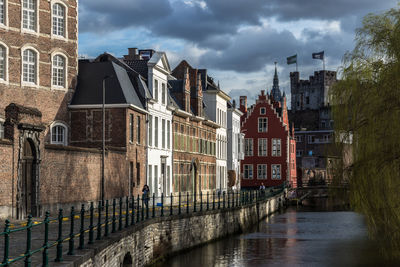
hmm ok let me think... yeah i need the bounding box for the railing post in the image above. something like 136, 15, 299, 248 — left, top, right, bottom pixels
193, 192, 197, 212
78, 204, 85, 249
42, 212, 49, 267
55, 209, 63, 262
218, 191, 221, 209
213, 191, 215, 210
131, 197, 135, 225
207, 192, 209, 211
112, 199, 116, 233
96, 201, 102, 240
119, 197, 123, 231
186, 192, 189, 214
125, 196, 129, 228
161, 193, 164, 217
170, 193, 173, 216
178, 192, 181, 215
68, 206, 75, 255
200, 192, 203, 212
3, 219, 10, 266
136, 195, 140, 223
223, 191, 226, 209
146, 194, 149, 220
152, 193, 155, 218
227, 191, 230, 208
104, 200, 109, 237
89, 202, 94, 244
24, 215, 32, 267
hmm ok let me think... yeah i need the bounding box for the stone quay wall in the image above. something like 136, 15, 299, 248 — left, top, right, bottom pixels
76, 192, 285, 267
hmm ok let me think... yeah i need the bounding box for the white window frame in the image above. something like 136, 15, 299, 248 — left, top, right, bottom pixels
260, 107, 266, 115
257, 164, 267, 179
0, 118, 4, 139
154, 79, 159, 102
0, 0, 9, 29
50, 121, 68, 145
296, 150, 303, 157
21, 46, 39, 87
148, 115, 153, 147
258, 138, 267, 156
161, 83, 166, 105
308, 135, 315, 144
243, 164, 253, 179
51, 52, 67, 89
244, 138, 253, 156
0, 41, 8, 83
51, 1, 68, 39
295, 135, 303, 143
258, 117, 268, 133
272, 138, 281, 156
271, 164, 281, 180
21, 0, 39, 34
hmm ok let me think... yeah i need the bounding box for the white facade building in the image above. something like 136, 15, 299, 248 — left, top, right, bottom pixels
201, 72, 230, 191
227, 101, 244, 190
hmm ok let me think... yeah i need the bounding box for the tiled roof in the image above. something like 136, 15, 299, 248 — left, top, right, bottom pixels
124, 60, 149, 79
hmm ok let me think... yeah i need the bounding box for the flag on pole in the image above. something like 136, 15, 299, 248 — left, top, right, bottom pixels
312, 51, 324, 60
287, 54, 297, 65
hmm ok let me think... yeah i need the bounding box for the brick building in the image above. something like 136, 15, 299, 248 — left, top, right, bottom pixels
69, 53, 148, 198
239, 90, 296, 189
169, 61, 218, 194
0, 0, 79, 218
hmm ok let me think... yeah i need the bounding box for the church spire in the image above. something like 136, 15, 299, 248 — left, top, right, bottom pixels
271, 62, 282, 102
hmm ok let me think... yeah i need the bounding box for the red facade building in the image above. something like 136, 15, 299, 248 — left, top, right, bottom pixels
239, 90, 296, 188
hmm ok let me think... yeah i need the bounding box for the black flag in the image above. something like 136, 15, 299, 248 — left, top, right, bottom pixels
312, 51, 324, 60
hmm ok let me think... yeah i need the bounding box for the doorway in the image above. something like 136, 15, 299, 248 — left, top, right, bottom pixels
20, 139, 37, 218
161, 157, 166, 197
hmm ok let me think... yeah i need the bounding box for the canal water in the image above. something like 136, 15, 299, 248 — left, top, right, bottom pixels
158, 207, 398, 266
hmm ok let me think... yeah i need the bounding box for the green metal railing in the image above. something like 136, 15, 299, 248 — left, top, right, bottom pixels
0, 186, 284, 266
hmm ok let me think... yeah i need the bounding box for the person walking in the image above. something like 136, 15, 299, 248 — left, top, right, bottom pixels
142, 184, 150, 208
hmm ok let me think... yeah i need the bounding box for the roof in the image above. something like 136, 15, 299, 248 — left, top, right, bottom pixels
71, 60, 145, 110
124, 60, 149, 79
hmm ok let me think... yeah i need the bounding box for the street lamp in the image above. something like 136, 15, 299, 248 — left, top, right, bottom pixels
101, 75, 113, 205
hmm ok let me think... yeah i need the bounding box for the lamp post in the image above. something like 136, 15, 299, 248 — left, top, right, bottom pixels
102, 75, 112, 205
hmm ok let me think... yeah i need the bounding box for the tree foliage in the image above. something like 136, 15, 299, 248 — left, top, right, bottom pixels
330, 6, 400, 258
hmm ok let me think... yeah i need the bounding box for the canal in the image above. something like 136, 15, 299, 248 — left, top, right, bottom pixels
157, 207, 398, 266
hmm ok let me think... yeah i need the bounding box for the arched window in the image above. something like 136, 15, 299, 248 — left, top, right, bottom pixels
0, 45, 5, 80
52, 3, 65, 37
22, 49, 37, 84
51, 123, 67, 145
52, 54, 65, 87
22, 0, 36, 31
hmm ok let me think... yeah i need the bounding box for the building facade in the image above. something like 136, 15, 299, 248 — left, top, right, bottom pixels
199, 70, 230, 191
227, 100, 244, 190
124, 48, 173, 198
0, 0, 78, 218
169, 61, 218, 194
239, 91, 292, 189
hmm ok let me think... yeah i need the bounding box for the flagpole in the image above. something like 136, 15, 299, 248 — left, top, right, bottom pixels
296, 61, 298, 72
323, 58, 325, 71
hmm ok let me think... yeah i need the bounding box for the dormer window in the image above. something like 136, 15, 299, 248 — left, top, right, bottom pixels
154, 79, 159, 101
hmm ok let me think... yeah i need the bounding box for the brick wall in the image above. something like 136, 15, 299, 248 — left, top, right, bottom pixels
0, 140, 13, 215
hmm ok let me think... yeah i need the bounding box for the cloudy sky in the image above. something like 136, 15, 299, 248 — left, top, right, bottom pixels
79, 0, 398, 108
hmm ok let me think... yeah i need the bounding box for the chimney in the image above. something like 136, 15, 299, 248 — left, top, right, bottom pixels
128, 48, 138, 56
232, 99, 236, 108
240, 96, 247, 113
261, 90, 265, 96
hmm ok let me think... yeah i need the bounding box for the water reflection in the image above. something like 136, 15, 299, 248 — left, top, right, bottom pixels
157, 207, 399, 266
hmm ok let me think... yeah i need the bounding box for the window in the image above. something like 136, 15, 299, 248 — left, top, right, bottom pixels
129, 114, 134, 142
308, 135, 315, 144
136, 163, 140, 188
148, 115, 152, 146
154, 165, 158, 193
22, 49, 37, 84
272, 164, 281, 180
0, 119, 4, 139
51, 123, 67, 145
52, 54, 65, 87
257, 164, 267, 179
136, 116, 141, 143
0, 0, 5, 25
22, 0, 36, 31
296, 150, 303, 157
154, 117, 158, 147
162, 119, 165, 149
148, 165, 152, 194
154, 79, 158, 101
295, 135, 303, 143
243, 164, 253, 179
162, 83, 166, 105
0, 45, 5, 80
272, 139, 281, 156
52, 3, 65, 37
129, 162, 134, 188
258, 138, 267, 156
167, 121, 170, 149
260, 107, 266, 115
244, 138, 253, 156
258, 117, 268, 132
